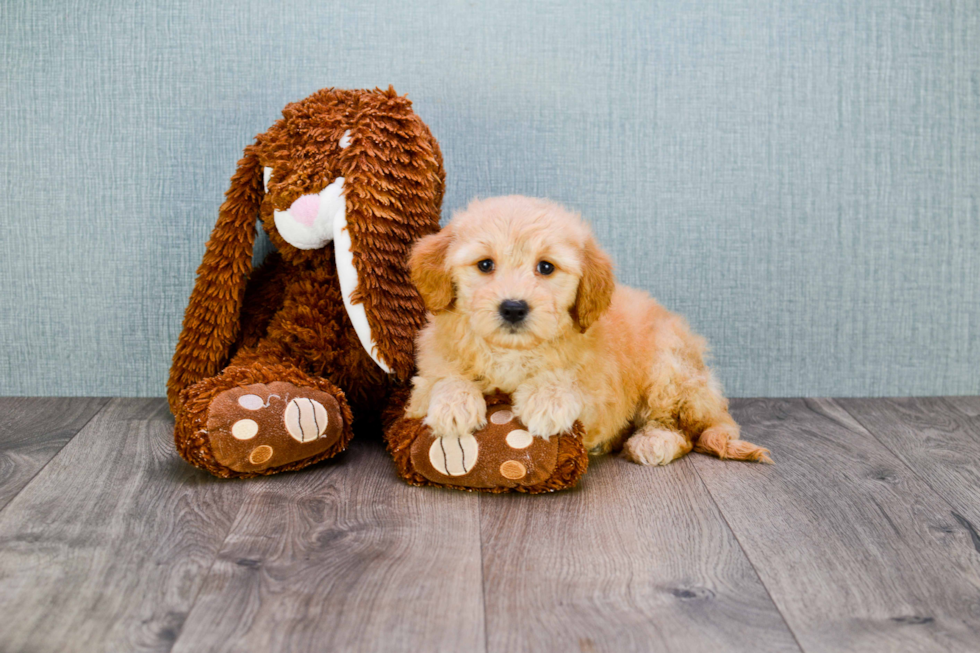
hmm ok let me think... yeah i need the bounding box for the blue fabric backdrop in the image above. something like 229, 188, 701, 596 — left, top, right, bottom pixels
1, 0, 978, 397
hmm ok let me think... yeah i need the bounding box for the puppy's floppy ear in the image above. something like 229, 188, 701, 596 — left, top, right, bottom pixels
410, 227, 455, 313
571, 235, 615, 332
167, 145, 263, 413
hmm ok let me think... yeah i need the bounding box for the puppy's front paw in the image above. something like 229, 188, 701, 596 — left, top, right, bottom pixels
423, 377, 487, 438
513, 380, 583, 439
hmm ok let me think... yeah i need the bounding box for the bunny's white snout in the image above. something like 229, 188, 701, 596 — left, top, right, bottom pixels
272, 176, 345, 251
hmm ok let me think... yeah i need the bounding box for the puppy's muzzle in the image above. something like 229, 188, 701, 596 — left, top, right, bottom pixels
499, 299, 529, 325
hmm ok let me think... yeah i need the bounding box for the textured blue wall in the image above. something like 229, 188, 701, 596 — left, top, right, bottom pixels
1, 0, 978, 397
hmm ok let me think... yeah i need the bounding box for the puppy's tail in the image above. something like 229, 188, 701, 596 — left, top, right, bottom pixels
693, 426, 773, 464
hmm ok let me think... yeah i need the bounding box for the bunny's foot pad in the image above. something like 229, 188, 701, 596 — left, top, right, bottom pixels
174, 365, 355, 478
206, 382, 344, 473
385, 393, 589, 493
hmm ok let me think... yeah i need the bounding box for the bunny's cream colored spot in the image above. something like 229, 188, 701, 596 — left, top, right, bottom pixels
505, 429, 533, 449
238, 394, 264, 410
284, 397, 328, 443
429, 435, 479, 476
231, 419, 259, 440
500, 460, 526, 480
249, 445, 273, 465
490, 409, 514, 425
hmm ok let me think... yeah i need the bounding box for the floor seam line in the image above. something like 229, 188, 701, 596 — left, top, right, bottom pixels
689, 451, 808, 653
833, 397, 979, 530
165, 484, 253, 653
0, 396, 112, 518
478, 493, 490, 653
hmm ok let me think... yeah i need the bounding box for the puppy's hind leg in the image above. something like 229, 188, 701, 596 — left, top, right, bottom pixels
623, 425, 692, 466
680, 378, 773, 464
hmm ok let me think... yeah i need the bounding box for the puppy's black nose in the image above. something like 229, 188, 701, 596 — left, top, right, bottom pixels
499, 299, 529, 324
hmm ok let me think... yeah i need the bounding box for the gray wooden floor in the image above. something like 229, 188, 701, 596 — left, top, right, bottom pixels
1, 397, 979, 652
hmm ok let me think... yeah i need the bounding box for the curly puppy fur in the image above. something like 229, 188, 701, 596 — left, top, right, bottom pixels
406, 196, 771, 466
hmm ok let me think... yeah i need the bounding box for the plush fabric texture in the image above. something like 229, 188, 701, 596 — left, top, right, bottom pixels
168, 87, 444, 478
205, 381, 344, 472
385, 393, 589, 493
174, 363, 355, 478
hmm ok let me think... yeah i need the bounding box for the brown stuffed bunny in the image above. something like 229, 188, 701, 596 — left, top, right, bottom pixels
168, 87, 444, 478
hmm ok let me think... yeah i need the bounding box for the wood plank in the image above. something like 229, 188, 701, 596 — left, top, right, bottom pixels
0, 397, 109, 510
480, 454, 801, 653
0, 398, 248, 653
941, 396, 980, 418
171, 439, 486, 653
838, 397, 980, 526
693, 398, 980, 652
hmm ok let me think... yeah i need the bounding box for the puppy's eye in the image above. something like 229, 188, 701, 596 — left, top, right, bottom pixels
477, 259, 495, 273
536, 260, 555, 276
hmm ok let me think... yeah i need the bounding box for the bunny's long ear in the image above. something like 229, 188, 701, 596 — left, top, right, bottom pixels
342, 90, 445, 381
167, 146, 263, 413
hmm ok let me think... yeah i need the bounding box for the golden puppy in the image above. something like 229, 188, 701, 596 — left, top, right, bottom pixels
406, 196, 771, 466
